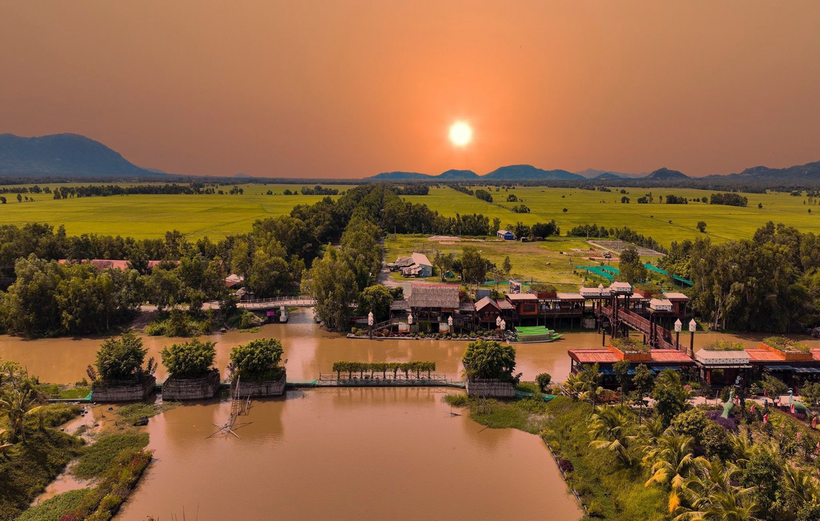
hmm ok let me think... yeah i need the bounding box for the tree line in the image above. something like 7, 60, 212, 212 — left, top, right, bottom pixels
661, 221, 820, 332
567, 224, 666, 253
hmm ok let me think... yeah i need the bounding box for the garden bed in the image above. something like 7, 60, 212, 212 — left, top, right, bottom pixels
609, 338, 651, 362
761, 336, 812, 361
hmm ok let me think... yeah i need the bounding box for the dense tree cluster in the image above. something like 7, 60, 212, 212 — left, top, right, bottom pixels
566, 224, 666, 253
474, 189, 493, 203
299, 185, 339, 195
664, 222, 820, 332
710, 192, 749, 207
664, 194, 688, 204
50, 183, 219, 199
0, 256, 143, 337
392, 185, 429, 195
507, 221, 560, 241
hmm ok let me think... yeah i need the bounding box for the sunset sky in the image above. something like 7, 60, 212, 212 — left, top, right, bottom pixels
2, 1, 819, 178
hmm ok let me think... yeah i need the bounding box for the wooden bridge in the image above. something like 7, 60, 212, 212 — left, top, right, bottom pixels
235, 297, 316, 310
597, 305, 676, 350
315, 373, 462, 387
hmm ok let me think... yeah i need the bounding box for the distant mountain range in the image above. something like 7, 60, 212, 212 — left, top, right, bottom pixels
2, 133, 820, 186
0, 133, 164, 177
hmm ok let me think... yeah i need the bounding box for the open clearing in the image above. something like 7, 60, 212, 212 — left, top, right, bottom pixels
403, 186, 820, 246
384, 234, 603, 291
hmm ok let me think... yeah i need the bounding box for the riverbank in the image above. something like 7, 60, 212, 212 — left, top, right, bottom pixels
9, 403, 169, 521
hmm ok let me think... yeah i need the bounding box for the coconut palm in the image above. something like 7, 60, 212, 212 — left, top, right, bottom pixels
644, 433, 699, 489
782, 465, 819, 509
577, 363, 604, 410
0, 386, 36, 443
673, 459, 760, 520
588, 405, 636, 466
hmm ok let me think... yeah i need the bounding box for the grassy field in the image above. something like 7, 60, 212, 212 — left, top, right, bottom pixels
404, 186, 820, 246
0, 184, 344, 239
1, 182, 818, 245
384, 234, 601, 290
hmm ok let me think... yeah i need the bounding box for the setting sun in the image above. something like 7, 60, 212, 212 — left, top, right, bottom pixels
449, 122, 472, 147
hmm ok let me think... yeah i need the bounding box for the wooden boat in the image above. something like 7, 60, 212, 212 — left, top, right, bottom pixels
513, 326, 563, 343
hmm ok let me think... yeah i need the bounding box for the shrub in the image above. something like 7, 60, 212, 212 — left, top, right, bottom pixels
229, 338, 285, 381
443, 394, 469, 407
700, 421, 733, 458
160, 339, 217, 378
94, 333, 152, 383
671, 408, 707, 439
535, 373, 552, 392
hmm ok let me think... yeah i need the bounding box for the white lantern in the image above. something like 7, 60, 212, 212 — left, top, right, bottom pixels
674, 319, 682, 332
500, 319, 506, 331
688, 319, 696, 333
448, 316, 453, 327
367, 311, 374, 326
408, 313, 413, 325
496, 315, 502, 327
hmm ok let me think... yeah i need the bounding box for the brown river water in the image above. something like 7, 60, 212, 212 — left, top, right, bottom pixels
4, 311, 819, 520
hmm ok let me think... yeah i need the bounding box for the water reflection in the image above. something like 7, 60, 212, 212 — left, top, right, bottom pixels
1, 310, 818, 385
118, 388, 582, 521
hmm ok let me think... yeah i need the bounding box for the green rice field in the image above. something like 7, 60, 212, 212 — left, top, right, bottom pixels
0, 184, 344, 239
403, 186, 820, 246
1, 182, 818, 244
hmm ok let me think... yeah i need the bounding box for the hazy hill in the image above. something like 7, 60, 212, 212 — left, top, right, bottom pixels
0, 133, 161, 177
645, 167, 689, 181
437, 169, 479, 179
716, 162, 820, 183
369, 171, 432, 180
576, 168, 645, 179
484, 164, 583, 181
594, 172, 624, 181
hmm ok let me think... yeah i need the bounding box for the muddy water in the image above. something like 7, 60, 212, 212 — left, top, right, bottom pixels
1, 310, 818, 385
0, 311, 580, 384
117, 388, 581, 521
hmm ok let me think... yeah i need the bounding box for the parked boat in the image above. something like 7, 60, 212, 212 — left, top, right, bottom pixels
513, 326, 563, 343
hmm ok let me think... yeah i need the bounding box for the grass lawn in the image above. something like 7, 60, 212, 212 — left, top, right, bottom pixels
0, 183, 345, 240
385, 234, 601, 291
403, 186, 820, 246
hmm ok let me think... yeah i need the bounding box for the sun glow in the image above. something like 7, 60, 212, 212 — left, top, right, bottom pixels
449, 122, 472, 147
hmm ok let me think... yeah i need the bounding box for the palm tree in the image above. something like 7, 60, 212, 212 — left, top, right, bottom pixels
643, 433, 702, 511
782, 465, 819, 509
0, 387, 36, 443
588, 405, 635, 467
673, 459, 760, 520
577, 363, 604, 411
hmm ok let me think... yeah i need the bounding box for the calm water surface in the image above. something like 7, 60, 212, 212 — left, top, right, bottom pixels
1, 311, 818, 385
5, 312, 819, 519
118, 388, 582, 520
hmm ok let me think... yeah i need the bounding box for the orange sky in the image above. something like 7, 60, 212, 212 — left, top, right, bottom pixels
1, 1, 819, 178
